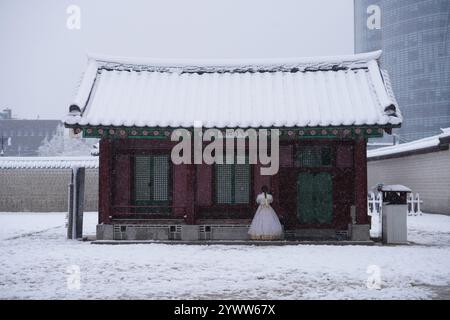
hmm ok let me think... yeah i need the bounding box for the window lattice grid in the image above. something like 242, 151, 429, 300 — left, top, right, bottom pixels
296, 146, 332, 167
215, 155, 250, 204
216, 164, 233, 204
134, 156, 152, 201
234, 164, 250, 204
152, 155, 170, 201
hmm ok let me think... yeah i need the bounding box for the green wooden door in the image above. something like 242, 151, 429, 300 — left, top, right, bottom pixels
297, 172, 333, 224
134, 155, 171, 213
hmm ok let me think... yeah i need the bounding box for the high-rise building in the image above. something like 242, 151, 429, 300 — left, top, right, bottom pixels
355, 0, 450, 142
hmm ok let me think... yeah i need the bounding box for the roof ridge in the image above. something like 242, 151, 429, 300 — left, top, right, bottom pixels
87, 51, 383, 70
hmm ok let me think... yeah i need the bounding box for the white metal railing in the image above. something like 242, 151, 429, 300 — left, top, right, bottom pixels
407, 193, 423, 216
368, 192, 383, 217
368, 191, 423, 238
367, 192, 423, 217
368, 192, 383, 238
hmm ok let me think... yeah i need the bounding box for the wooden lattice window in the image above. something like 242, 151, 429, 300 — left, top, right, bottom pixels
134, 155, 171, 209
215, 156, 250, 205
296, 146, 332, 168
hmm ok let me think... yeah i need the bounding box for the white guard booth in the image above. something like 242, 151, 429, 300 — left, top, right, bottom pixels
378, 185, 411, 244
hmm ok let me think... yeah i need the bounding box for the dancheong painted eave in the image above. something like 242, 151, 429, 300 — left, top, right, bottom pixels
64, 50, 402, 130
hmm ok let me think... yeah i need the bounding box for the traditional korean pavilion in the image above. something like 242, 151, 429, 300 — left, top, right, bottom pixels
64, 50, 402, 241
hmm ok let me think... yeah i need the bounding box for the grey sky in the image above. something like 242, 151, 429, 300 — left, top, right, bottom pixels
0, 0, 354, 120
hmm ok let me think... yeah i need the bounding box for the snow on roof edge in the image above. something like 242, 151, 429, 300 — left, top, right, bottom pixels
71, 59, 99, 112
368, 128, 450, 159
370, 184, 412, 192
367, 61, 395, 113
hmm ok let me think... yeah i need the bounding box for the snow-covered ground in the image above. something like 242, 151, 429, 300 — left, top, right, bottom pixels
0, 212, 449, 300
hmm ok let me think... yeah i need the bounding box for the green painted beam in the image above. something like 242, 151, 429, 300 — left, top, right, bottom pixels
80, 126, 387, 140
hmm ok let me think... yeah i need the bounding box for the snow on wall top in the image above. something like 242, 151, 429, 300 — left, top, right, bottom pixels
368, 128, 450, 159
64, 51, 402, 129
0, 157, 99, 169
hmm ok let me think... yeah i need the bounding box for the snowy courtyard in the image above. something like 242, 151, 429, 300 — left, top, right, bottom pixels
0, 212, 450, 300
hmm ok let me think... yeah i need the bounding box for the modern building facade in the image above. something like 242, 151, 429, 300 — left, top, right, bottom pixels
0, 117, 60, 156
355, 0, 450, 142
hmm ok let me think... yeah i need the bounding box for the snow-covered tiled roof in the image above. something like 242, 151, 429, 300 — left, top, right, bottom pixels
64, 51, 402, 129
368, 128, 450, 159
0, 157, 99, 169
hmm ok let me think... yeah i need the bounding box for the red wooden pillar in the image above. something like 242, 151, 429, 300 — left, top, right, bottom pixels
196, 164, 212, 206
173, 164, 195, 222
185, 165, 196, 224
354, 137, 369, 225
99, 138, 112, 225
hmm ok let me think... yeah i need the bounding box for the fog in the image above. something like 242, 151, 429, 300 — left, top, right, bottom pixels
0, 0, 354, 120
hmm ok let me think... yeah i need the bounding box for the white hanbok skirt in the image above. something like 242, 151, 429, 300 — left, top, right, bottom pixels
248, 205, 283, 240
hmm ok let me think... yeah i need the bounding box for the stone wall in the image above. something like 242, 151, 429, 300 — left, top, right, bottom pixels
0, 169, 98, 212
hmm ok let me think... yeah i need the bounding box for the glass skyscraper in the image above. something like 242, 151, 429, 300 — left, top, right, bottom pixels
355, 0, 450, 142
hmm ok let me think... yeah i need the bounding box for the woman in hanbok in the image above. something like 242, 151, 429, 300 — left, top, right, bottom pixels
248, 186, 283, 240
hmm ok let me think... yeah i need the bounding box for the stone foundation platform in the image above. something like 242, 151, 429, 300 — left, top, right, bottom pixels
96, 223, 371, 242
